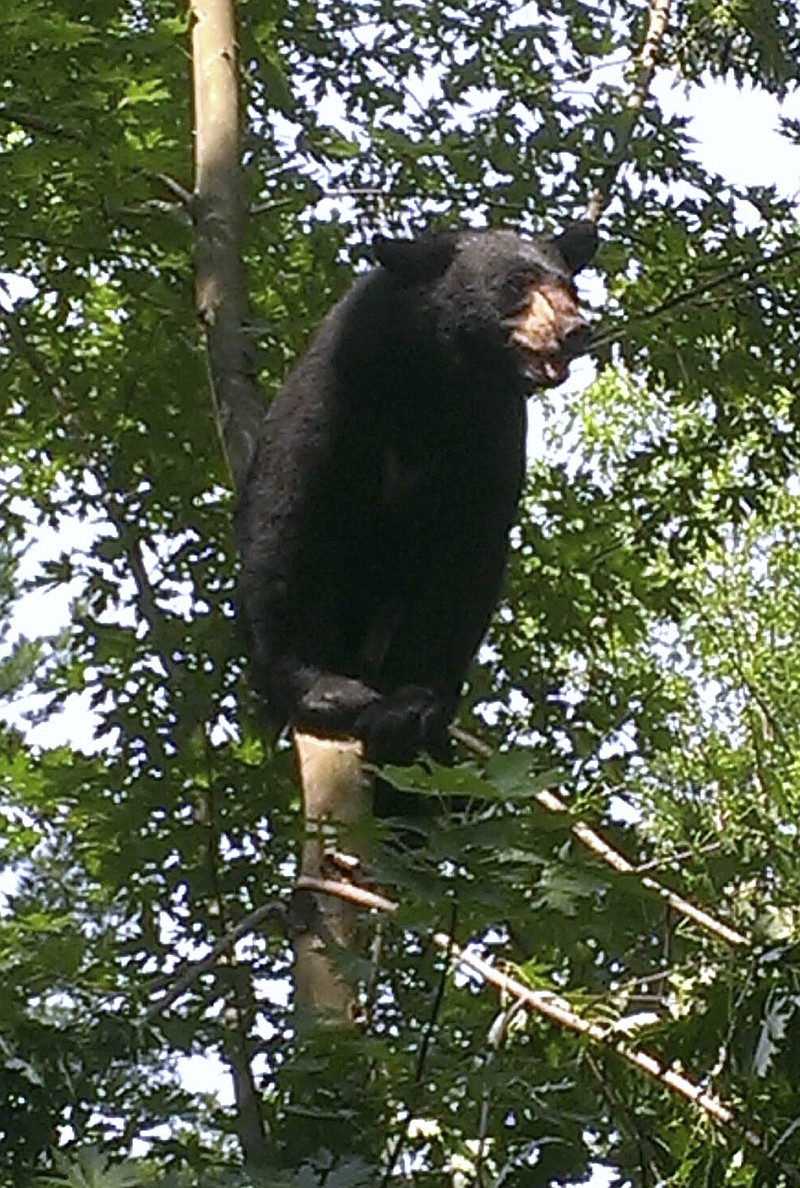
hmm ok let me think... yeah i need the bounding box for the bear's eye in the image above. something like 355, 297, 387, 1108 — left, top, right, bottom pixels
499, 266, 545, 313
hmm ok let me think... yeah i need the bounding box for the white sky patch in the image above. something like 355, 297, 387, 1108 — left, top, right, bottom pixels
176, 1053, 235, 1106
0, 273, 35, 308
655, 75, 800, 200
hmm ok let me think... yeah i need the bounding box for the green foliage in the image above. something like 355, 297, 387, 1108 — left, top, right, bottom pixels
34, 1149, 144, 1188
1, 0, 800, 1185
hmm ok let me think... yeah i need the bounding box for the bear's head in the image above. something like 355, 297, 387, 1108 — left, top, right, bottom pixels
373, 222, 597, 390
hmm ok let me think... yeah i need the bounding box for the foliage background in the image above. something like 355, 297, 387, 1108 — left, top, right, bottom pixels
1, 0, 800, 1184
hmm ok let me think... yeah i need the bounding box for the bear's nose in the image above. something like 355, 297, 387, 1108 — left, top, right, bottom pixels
561, 316, 591, 358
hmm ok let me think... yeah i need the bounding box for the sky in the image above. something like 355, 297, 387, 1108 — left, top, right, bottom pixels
657, 74, 800, 194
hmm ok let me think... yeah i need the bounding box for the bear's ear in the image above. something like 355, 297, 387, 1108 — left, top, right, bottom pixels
372, 233, 458, 283
554, 220, 598, 274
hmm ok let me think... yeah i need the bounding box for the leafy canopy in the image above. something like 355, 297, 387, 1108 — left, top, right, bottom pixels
1, 0, 800, 1184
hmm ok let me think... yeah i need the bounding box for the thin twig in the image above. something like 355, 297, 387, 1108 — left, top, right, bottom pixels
201, 735, 269, 1166
380, 901, 458, 1186
449, 724, 749, 948
1, 229, 183, 265
416, 899, 456, 1082
0, 105, 192, 208
634, 841, 721, 874
141, 900, 285, 1024
593, 239, 800, 352
585, 1052, 665, 1183
475, 1000, 527, 1181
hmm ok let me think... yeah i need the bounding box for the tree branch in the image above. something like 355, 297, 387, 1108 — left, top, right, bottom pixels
296, 876, 395, 915
0, 105, 87, 141
585, 0, 672, 223
380, 903, 457, 1186
585, 1052, 666, 1182
432, 930, 779, 1166
593, 239, 800, 350
449, 724, 749, 947
0, 106, 193, 210
294, 874, 791, 1176
141, 899, 286, 1024
201, 741, 270, 1166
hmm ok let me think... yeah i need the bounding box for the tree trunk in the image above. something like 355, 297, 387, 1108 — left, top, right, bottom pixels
189, 0, 373, 1046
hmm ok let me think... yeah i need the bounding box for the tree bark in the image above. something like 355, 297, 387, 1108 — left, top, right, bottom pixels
190, 0, 371, 1043
292, 732, 373, 1023
191, 0, 264, 490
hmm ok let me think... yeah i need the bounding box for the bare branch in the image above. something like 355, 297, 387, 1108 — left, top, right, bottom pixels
290, 874, 784, 1172
585, 0, 672, 223
449, 724, 749, 947
153, 172, 194, 208
432, 931, 787, 1169
142, 900, 285, 1024
296, 876, 396, 916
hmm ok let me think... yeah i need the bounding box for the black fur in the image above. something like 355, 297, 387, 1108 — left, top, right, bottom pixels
237, 224, 597, 765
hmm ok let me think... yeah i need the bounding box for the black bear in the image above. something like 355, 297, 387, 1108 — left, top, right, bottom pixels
237, 223, 597, 765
